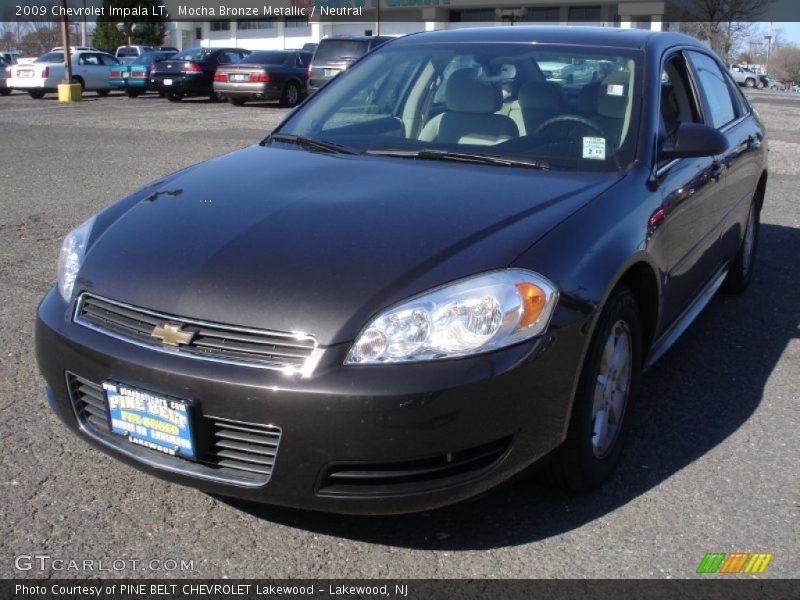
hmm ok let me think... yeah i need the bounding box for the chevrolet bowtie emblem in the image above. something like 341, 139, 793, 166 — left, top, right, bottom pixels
151, 323, 195, 347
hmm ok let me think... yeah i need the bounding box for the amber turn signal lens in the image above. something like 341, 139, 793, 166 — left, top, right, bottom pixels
515, 282, 547, 329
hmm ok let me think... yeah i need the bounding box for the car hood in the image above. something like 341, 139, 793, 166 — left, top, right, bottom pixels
79, 145, 619, 345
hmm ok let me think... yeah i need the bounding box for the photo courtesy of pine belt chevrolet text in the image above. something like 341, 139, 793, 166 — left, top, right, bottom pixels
35, 27, 768, 514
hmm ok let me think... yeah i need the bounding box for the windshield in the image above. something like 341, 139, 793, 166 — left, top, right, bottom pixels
35, 52, 63, 63
313, 40, 370, 63
173, 48, 213, 61
241, 51, 289, 65
280, 43, 641, 172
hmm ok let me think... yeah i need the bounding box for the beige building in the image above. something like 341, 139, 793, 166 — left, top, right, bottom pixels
166, 1, 668, 51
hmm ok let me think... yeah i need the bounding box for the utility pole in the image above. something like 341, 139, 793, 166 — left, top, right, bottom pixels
81, 0, 87, 46
375, 0, 381, 36
765, 22, 774, 76
59, 0, 72, 83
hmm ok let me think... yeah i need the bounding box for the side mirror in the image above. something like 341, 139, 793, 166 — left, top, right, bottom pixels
660, 122, 728, 160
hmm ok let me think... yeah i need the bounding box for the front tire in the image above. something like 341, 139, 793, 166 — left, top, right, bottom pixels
28, 90, 45, 99
125, 89, 143, 98
745, 77, 756, 88
550, 285, 642, 491
723, 200, 760, 293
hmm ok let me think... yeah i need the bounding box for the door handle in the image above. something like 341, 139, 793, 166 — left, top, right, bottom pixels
747, 135, 761, 150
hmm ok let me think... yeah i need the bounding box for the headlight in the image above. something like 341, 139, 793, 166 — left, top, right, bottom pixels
345, 269, 558, 364
57, 216, 95, 302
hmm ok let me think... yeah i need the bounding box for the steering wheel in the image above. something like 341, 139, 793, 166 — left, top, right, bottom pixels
532, 114, 606, 138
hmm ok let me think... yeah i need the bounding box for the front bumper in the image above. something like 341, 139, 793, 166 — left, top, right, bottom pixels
36, 287, 587, 514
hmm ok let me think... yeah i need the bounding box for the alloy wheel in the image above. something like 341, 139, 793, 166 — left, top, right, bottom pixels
591, 320, 632, 458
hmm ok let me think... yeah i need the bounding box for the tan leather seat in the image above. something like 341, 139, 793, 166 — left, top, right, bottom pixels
419, 69, 518, 146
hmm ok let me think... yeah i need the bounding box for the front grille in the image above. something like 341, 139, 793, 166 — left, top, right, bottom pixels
67, 373, 281, 485
318, 437, 511, 497
203, 419, 280, 478
70, 374, 110, 433
75, 294, 317, 372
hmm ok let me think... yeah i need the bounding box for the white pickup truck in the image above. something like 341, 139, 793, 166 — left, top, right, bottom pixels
6, 50, 120, 98
728, 64, 765, 88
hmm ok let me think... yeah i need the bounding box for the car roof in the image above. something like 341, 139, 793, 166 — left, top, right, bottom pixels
391, 26, 705, 52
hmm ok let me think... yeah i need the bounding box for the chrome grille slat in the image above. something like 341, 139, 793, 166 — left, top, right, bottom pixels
74, 294, 317, 372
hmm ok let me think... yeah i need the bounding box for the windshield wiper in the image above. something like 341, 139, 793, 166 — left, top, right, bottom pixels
364, 149, 550, 170
265, 133, 356, 155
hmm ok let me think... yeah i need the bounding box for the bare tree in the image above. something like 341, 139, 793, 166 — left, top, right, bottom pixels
669, 0, 768, 62
769, 44, 800, 83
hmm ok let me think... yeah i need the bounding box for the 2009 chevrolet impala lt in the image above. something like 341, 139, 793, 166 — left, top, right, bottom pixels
36, 27, 767, 514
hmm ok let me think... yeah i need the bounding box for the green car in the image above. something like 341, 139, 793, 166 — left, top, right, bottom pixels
109, 50, 176, 97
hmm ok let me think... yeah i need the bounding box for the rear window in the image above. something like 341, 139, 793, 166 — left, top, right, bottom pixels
133, 52, 174, 65
313, 40, 370, 63
35, 52, 63, 63
241, 51, 288, 65
173, 48, 213, 61
116, 47, 139, 57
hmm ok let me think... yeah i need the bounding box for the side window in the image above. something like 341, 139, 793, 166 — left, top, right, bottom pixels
686, 51, 736, 129
217, 52, 232, 65
79, 54, 100, 66
100, 54, 119, 66
296, 53, 310, 68
659, 54, 700, 144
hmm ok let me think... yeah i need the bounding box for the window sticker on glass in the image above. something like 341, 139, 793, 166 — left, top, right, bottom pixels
583, 137, 606, 160
607, 84, 625, 96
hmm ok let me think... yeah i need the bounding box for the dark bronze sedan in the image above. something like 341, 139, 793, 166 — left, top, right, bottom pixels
36, 27, 767, 514
213, 50, 312, 107
149, 46, 250, 102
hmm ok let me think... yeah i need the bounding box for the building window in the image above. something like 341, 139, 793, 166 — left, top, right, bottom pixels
523, 7, 560, 22
285, 16, 309, 28
237, 19, 276, 31
210, 21, 231, 32
195, 27, 202, 39
449, 9, 495, 22
568, 6, 601, 21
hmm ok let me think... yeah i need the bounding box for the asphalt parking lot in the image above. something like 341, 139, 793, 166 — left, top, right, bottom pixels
0, 89, 797, 579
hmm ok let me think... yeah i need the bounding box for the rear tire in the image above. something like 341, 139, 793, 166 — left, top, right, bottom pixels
209, 91, 224, 103
723, 199, 760, 293
28, 90, 45, 99
166, 92, 183, 102
549, 285, 642, 491
71, 76, 84, 92
228, 97, 246, 106
281, 81, 301, 107
0, 88, 11, 96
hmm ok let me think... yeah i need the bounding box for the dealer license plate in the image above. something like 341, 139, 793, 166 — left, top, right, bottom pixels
230, 73, 248, 82
103, 382, 195, 459
163, 78, 173, 86
121, 72, 129, 78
